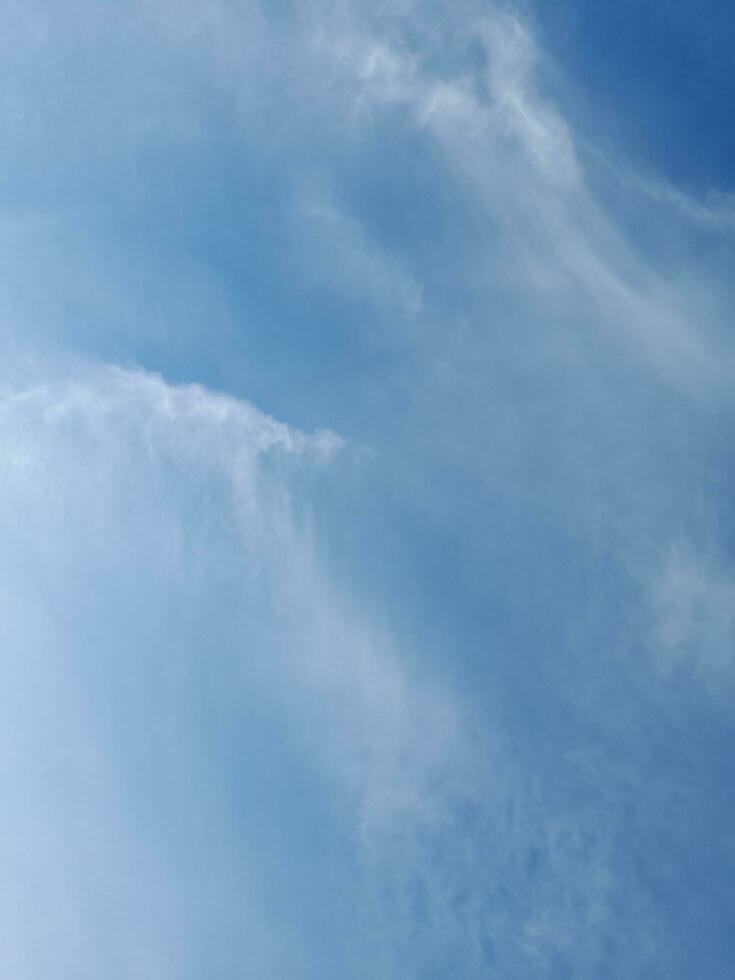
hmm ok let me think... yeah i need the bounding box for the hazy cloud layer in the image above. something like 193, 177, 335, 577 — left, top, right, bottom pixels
2, 1, 735, 977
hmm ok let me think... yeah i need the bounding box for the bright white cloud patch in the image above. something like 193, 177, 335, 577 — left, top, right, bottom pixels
0, 363, 475, 977
0, 366, 336, 976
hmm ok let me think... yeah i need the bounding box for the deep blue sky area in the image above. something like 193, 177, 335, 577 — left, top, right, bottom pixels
531, 0, 735, 190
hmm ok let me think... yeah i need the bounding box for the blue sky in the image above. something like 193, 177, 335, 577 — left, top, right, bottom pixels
2, 2, 735, 977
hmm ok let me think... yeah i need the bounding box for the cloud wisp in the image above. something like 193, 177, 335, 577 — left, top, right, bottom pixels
0, 363, 479, 978
1, 1, 735, 977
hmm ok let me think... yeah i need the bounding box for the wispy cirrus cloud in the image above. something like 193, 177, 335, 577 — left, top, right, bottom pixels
0, 361, 474, 977
1, 0, 735, 977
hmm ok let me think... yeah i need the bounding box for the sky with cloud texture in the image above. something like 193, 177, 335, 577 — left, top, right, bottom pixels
2, 2, 735, 977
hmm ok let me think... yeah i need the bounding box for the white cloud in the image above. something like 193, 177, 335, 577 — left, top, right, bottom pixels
307, 7, 732, 393
1, 357, 627, 976
0, 360, 474, 975
1, 1, 734, 974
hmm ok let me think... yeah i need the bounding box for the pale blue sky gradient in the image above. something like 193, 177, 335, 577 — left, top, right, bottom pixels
1, 2, 735, 977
